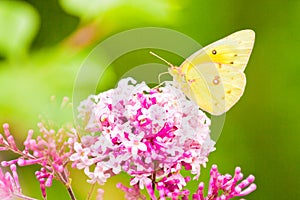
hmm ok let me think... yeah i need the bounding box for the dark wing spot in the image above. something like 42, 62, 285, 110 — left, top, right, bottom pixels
234, 54, 238, 57
230, 61, 234, 64
212, 49, 217, 55
218, 63, 222, 69
226, 90, 232, 94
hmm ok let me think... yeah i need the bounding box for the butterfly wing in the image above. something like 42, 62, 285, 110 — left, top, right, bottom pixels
178, 30, 255, 115
186, 63, 246, 115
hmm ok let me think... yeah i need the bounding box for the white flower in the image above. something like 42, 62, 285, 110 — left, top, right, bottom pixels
91, 135, 113, 154
70, 142, 87, 161
84, 163, 110, 185
103, 155, 124, 174
70, 142, 93, 169
122, 132, 147, 155
130, 174, 152, 189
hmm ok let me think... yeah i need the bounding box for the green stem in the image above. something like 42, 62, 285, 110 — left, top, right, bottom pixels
86, 184, 95, 200
14, 193, 38, 200
57, 170, 76, 200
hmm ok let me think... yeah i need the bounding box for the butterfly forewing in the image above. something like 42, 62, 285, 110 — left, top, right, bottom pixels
202, 29, 255, 71
181, 30, 255, 71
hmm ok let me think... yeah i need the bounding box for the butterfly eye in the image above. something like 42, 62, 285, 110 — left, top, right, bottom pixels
212, 49, 217, 55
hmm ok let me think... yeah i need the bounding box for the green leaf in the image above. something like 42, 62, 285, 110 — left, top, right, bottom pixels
0, 1, 39, 59
59, 0, 177, 22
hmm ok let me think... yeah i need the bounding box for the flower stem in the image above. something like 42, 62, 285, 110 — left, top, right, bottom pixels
57, 170, 76, 200
66, 185, 76, 200
14, 193, 38, 200
86, 183, 95, 200
151, 171, 156, 191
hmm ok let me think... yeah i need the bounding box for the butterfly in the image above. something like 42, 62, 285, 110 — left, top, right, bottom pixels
151, 29, 255, 115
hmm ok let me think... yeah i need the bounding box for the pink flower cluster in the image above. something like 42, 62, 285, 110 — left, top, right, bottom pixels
193, 165, 257, 200
0, 122, 77, 199
118, 164, 256, 200
0, 78, 257, 199
0, 164, 36, 200
72, 78, 215, 194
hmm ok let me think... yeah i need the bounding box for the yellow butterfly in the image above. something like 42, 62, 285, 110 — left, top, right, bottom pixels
152, 29, 255, 115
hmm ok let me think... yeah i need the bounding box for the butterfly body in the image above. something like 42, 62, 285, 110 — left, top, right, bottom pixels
168, 30, 255, 115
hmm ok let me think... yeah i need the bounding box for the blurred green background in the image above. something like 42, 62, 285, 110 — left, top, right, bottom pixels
0, 0, 299, 199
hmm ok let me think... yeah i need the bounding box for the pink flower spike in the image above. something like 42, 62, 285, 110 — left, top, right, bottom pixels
0, 110, 78, 199
3, 123, 10, 137
39, 178, 47, 198
7, 136, 17, 151
0, 134, 5, 144
1, 159, 18, 167
145, 182, 157, 200
196, 165, 256, 199
0, 147, 7, 151
0, 166, 37, 200
238, 183, 257, 196
236, 174, 254, 189
116, 183, 129, 192
0, 169, 14, 199
192, 182, 205, 200
208, 164, 218, 196
45, 174, 53, 187
24, 130, 34, 147
10, 164, 21, 192
235, 174, 256, 196
52, 163, 64, 173
17, 158, 45, 166
2, 124, 17, 151
96, 188, 104, 200
117, 183, 147, 200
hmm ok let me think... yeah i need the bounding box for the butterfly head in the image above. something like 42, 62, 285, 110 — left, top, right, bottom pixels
168, 65, 184, 75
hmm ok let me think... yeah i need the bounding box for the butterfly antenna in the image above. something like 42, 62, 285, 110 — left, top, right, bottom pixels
153, 81, 166, 89
150, 51, 174, 68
